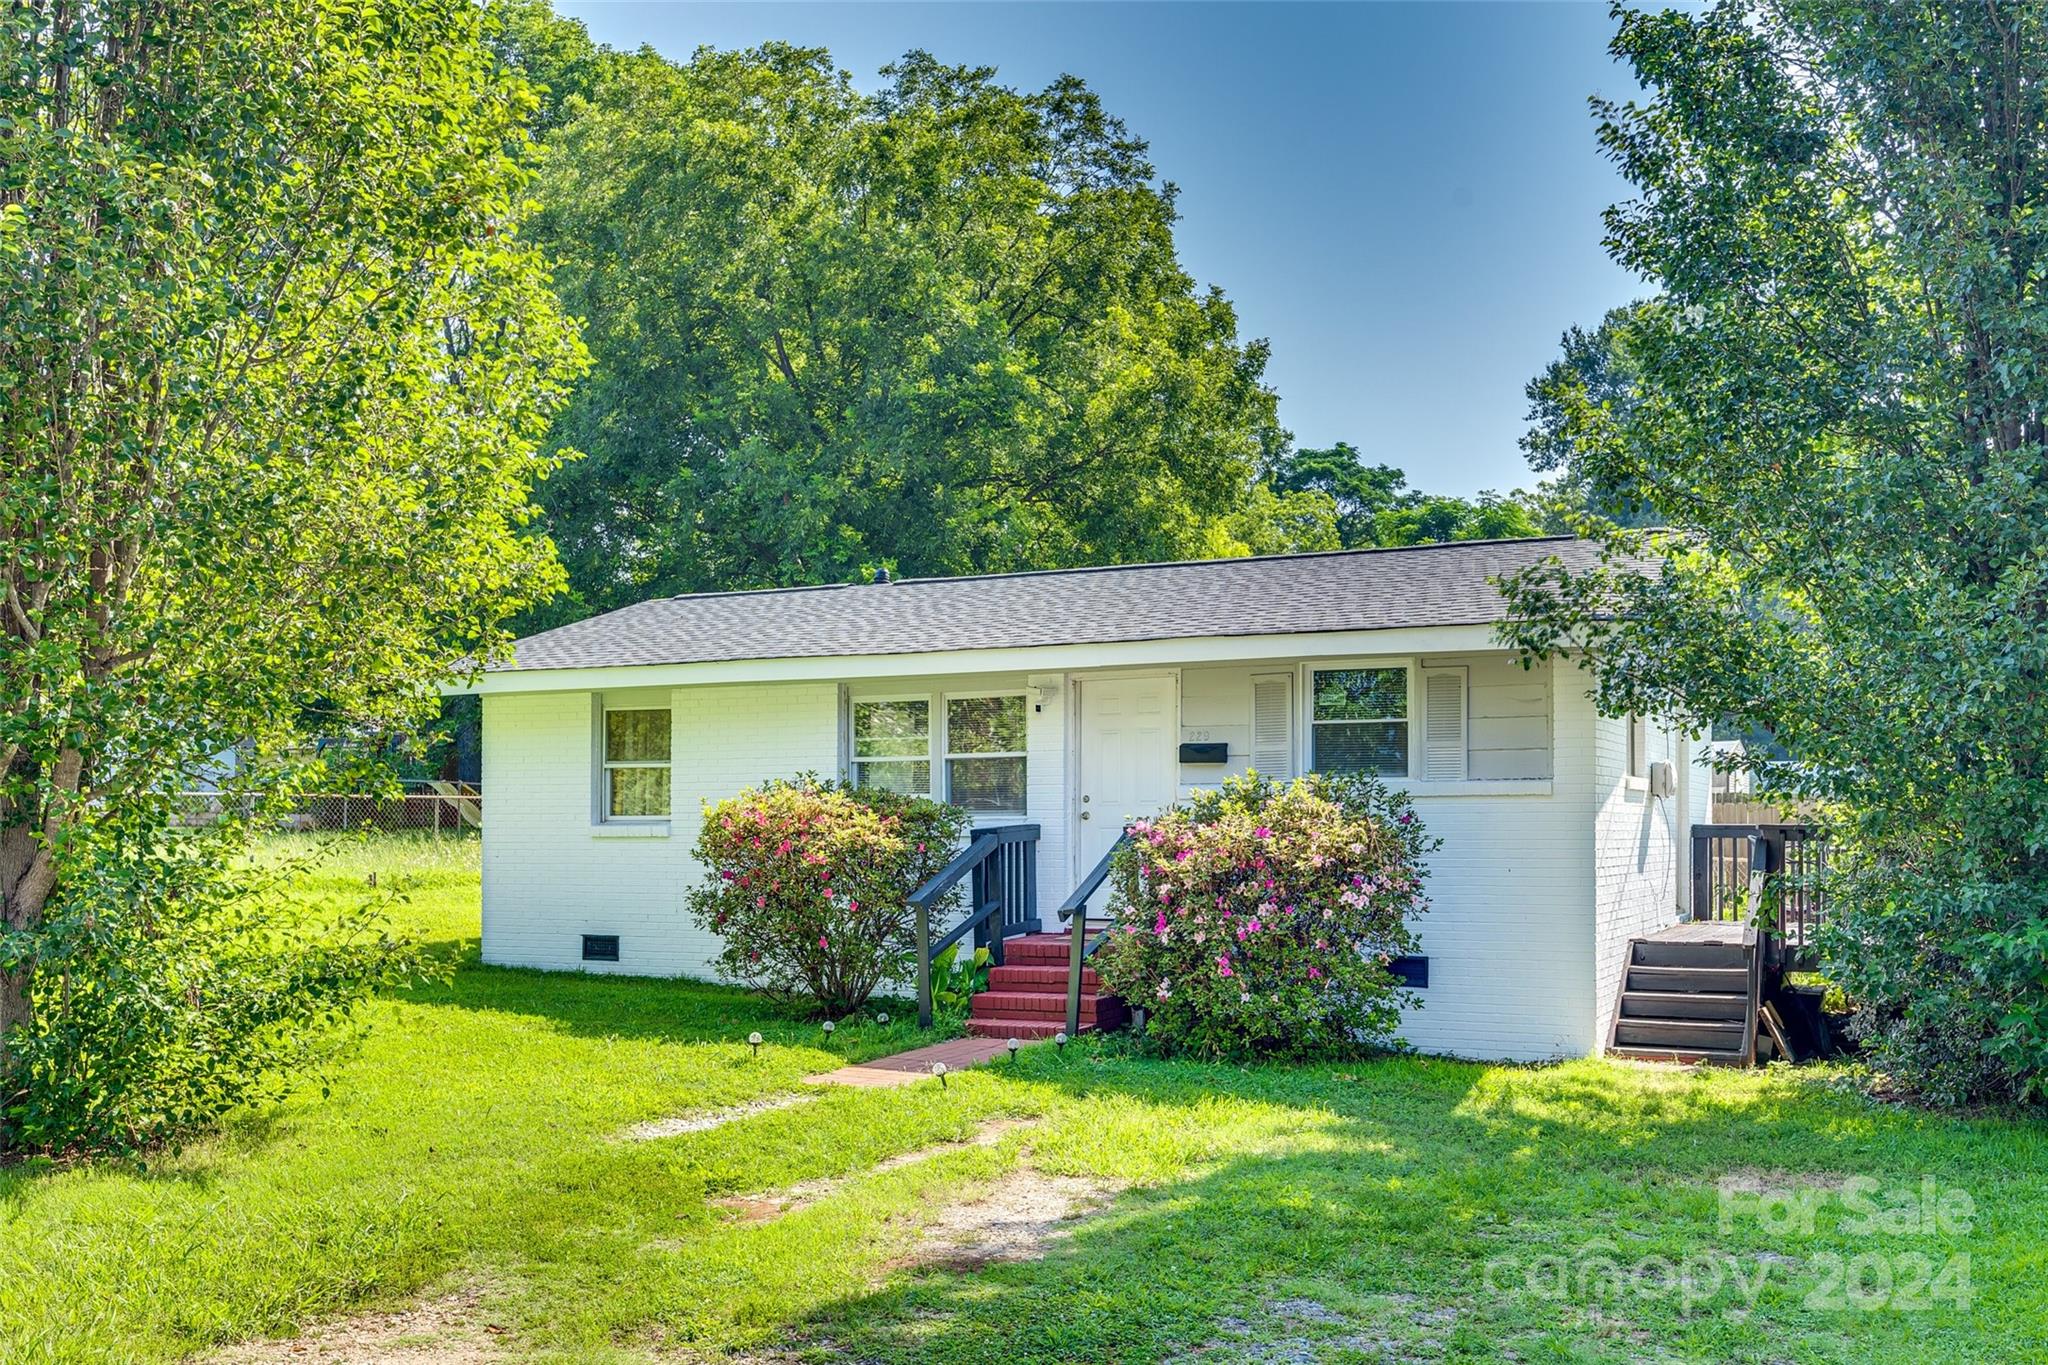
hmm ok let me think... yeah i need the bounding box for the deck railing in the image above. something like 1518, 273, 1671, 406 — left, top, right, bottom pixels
907, 823, 1040, 1028
1691, 822, 1828, 961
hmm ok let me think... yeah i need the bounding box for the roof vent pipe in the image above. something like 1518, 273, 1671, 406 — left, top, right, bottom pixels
872, 567, 891, 584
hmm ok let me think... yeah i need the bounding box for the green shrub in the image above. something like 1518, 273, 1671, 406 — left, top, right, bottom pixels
1821, 860, 2047, 1107
1092, 772, 1434, 1059
687, 776, 968, 1015
3, 827, 429, 1155
929, 944, 991, 1018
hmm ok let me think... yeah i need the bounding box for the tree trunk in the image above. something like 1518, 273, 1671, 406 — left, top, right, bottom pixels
0, 825, 54, 1153
0, 822, 55, 1070
0, 971, 28, 1070
0, 752, 80, 1121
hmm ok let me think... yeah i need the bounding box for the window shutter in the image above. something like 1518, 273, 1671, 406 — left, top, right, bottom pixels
1421, 667, 1468, 782
1250, 673, 1294, 778
837, 683, 851, 782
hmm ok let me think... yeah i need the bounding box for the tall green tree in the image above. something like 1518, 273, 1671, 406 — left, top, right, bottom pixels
525, 43, 1295, 615
1269, 443, 1410, 548
1498, 1, 2048, 1104
1372, 490, 1544, 547
1269, 442, 1544, 549
486, 0, 618, 133
1521, 304, 1663, 528
0, 0, 583, 1149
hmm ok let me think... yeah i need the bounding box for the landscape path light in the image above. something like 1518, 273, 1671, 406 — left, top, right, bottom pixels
747, 1031, 763, 1060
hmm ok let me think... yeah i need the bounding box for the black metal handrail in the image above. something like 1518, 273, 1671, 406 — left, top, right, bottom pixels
908, 823, 1039, 1027
1057, 832, 1130, 1037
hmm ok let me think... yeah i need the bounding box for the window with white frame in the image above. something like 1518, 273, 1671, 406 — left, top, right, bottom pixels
603, 707, 671, 818
1308, 666, 1410, 776
850, 692, 1027, 814
945, 694, 1026, 813
851, 698, 933, 796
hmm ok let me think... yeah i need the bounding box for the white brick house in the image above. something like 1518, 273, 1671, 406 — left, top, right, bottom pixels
459, 537, 1708, 1062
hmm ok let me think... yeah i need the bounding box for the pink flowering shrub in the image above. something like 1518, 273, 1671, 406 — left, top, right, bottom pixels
1092, 772, 1435, 1058
687, 776, 967, 1014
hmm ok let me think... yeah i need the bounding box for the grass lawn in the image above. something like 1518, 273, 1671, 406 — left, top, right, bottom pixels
1, 835, 2043, 1364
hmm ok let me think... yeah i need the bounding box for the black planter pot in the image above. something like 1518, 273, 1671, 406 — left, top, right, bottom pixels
1776, 984, 1836, 1059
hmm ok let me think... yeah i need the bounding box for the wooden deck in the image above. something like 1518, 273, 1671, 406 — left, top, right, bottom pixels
1643, 920, 1753, 946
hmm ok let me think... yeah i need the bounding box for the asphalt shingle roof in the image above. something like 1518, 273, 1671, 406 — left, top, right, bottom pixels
499, 535, 1605, 672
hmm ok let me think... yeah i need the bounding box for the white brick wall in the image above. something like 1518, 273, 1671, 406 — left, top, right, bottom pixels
1169, 657, 1585, 1060
1394, 673, 1597, 1061
480, 654, 1688, 1063
481, 682, 839, 977
1587, 704, 1690, 1050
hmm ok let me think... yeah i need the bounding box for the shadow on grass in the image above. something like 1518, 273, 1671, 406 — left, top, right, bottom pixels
690, 1050, 2040, 1365
0, 1081, 335, 1210
400, 958, 952, 1059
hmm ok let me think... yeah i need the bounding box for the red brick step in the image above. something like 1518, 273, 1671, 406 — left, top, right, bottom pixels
965, 931, 1125, 1038
965, 1018, 1071, 1040
987, 963, 1099, 990
1003, 935, 1077, 965
972, 990, 1108, 1022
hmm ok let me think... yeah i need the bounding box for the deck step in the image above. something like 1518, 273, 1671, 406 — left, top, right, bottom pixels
1609, 931, 1760, 1065
1607, 1044, 1751, 1066
1618, 990, 1751, 1021
1624, 964, 1750, 994
1630, 940, 1750, 970
1613, 1017, 1747, 1050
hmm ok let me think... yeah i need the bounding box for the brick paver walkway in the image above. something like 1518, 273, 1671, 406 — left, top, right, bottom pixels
804, 1036, 1014, 1088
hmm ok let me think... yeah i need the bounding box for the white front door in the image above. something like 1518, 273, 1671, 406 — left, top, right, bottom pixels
1077, 674, 1179, 888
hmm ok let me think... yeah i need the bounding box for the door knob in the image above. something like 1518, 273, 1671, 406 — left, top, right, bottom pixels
1081, 811, 1091, 820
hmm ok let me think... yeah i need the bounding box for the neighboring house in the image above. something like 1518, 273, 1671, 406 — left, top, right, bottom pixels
1704, 738, 1752, 799
460, 536, 1709, 1062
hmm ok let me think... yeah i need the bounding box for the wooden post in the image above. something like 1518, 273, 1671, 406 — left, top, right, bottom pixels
1690, 831, 1710, 921
1065, 894, 1087, 1038
915, 900, 932, 1030
971, 856, 990, 962
988, 843, 1006, 968
1023, 837, 1038, 936
1745, 834, 1767, 924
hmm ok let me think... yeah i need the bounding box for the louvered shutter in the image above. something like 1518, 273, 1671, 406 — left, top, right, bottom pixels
1421, 667, 1468, 781
1250, 673, 1294, 778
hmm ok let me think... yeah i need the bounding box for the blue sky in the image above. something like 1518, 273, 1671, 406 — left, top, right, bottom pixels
559, 2, 1648, 498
